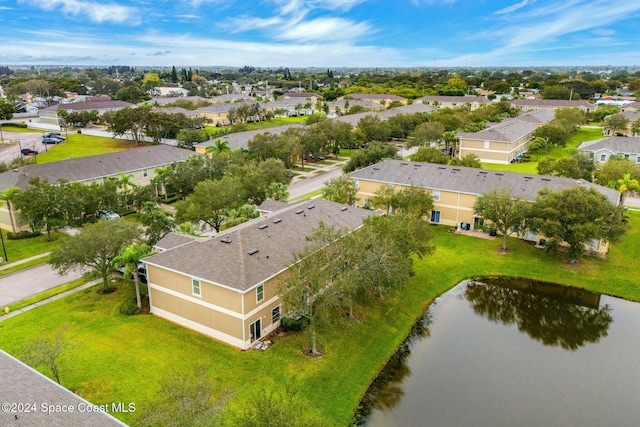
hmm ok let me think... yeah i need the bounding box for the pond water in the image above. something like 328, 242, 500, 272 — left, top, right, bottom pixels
361, 277, 640, 427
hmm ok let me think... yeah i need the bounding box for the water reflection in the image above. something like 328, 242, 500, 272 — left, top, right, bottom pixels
355, 313, 430, 424
465, 278, 612, 351
357, 278, 625, 426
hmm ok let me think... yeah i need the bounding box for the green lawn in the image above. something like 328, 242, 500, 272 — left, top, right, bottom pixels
1, 232, 65, 264
206, 117, 308, 135
1, 213, 638, 426
481, 127, 604, 174
36, 134, 140, 163
0, 126, 41, 133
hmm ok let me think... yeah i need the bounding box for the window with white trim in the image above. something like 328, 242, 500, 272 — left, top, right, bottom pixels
433, 190, 440, 201
430, 210, 441, 223
272, 306, 281, 324
600, 154, 606, 162
256, 283, 264, 302
192, 278, 201, 296
484, 140, 490, 149
143, 169, 148, 177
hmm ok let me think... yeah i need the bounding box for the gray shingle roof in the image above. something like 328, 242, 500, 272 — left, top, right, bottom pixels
153, 232, 201, 252
458, 119, 538, 142
0, 145, 196, 191
144, 199, 377, 292
42, 100, 134, 112
194, 124, 302, 151
348, 159, 619, 205
578, 136, 640, 155
342, 93, 407, 102
149, 96, 210, 106
0, 350, 128, 427
618, 111, 640, 121
416, 95, 489, 104
511, 99, 594, 108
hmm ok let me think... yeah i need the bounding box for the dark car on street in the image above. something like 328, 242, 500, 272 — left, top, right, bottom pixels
20, 148, 38, 155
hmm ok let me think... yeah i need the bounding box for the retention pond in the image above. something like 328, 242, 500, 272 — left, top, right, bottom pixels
360, 277, 640, 426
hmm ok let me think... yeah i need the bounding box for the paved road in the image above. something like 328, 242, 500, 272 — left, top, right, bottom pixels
288, 167, 344, 200
624, 196, 640, 209
0, 264, 85, 307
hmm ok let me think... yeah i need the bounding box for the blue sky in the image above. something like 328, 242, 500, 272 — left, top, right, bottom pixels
1, 0, 639, 67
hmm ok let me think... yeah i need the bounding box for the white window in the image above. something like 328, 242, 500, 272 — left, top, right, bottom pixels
143, 169, 148, 177
430, 210, 441, 223
352, 179, 359, 189
272, 306, 281, 324
600, 154, 606, 162
484, 140, 490, 149
433, 190, 440, 201
636, 156, 640, 163
256, 283, 264, 302
192, 278, 201, 296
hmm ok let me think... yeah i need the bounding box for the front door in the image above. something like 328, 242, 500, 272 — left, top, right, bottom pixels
250, 319, 262, 342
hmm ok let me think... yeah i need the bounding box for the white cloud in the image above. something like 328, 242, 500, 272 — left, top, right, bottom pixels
23, 0, 138, 24
276, 17, 372, 41
591, 28, 616, 37
494, 0, 536, 15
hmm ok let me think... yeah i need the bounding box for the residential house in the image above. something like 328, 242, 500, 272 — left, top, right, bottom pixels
348, 159, 619, 254
0, 350, 128, 427
622, 102, 640, 112
210, 94, 255, 103
153, 87, 189, 97
39, 100, 135, 127
457, 118, 538, 164
142, 199, 376, 350
416, 95, 489, 110
149, 96, 210, 106
327, 99, 383, 117
282, 92, 322, 103
338, 93, 408, 106
0, 145, 196, 232
510, 99, 595, 112
262, 98, 315, 117
190, 103, 238, 126
194, 124, 302, 154
602, 111, 640, 137
578, 136, 640, 164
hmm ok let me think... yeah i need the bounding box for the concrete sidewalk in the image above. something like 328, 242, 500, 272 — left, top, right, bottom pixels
0, 252, 50, 271
0, 278, 102, 322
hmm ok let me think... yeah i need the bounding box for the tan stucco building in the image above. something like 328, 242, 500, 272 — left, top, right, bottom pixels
0, 145, 196, 232
142, 199, 376, 350
348, 160, 619, 254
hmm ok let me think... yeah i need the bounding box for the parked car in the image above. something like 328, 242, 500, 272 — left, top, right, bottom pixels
98, 210, 120, 220
115, 263, 148, 284
44, 132, 62, 138
20, 148, 38, 155
42, 137, 63, 144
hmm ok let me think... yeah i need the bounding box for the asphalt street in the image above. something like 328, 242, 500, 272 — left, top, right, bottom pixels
0, 264, 85, 307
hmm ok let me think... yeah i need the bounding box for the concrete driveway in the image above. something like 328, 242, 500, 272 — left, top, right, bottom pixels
0, 264, 85, 307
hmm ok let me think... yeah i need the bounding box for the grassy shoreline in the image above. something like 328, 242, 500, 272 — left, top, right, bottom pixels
0, 211, 638, 426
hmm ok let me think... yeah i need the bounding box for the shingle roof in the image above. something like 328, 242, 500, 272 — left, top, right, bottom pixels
458, 119, 538, 142
150, 96, 210, 106
416, 95, 489, 104
256, 199, 290, 213
623, 101, 640, 111
153, 232, 201, 252
194, 124, 302, 151
578, 136, 640, 155
0, 350, 127, 427
618, 111, 640, 121
42, 100, 134, 112
348, 159, 619, 205
0, 145, 196, 191
342, 93, 407, 102
377, 103, 436, 118
144, 199, 377, 292
511, 99, 594, 108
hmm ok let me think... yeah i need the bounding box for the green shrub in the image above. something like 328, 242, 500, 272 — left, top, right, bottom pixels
119, 298, 138, 316
6, 230, 42, 240
281, 316, 309, 332
2, 122, 27, 128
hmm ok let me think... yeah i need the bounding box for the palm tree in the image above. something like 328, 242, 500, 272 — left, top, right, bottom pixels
0, 187, 20, 233
113, 244, 152, 309
265, 182, 289, 201
117, 173, 136, 208
224, 204, 259, 228
153, 166, 172, 199
617, 173, 640, 204
205, 139, 231, 156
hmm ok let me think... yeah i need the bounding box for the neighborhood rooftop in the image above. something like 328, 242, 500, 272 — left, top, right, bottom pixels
348, 159, 620, 204
457, 118, 538, 142
144, 199, 377, 292
0, 350, 128, 427
578, 136, 640, 154
0, 145, 196, 191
